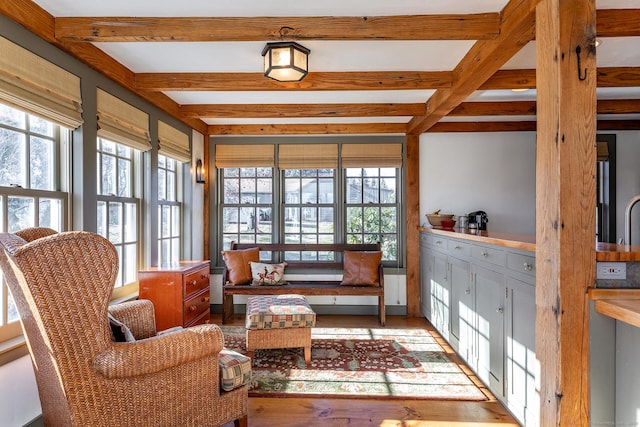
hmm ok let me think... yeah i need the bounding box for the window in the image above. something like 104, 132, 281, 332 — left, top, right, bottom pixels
0, 103, 69, 343
216, 142, 403, 266
221, 167, 273, 251
346, 167, 399, 261
97, 138, 140, 288
158, 154, 182, 264
283, 169, 335, 260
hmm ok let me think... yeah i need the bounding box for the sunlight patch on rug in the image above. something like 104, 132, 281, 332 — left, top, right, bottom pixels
221, 326, 487, 401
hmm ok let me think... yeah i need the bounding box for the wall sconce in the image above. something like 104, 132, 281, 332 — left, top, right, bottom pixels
195, 159, 205, 184
262, 42, 310, 82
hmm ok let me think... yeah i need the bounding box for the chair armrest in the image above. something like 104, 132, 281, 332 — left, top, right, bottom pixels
94, 324, 224, 379
108, 299, 156, 339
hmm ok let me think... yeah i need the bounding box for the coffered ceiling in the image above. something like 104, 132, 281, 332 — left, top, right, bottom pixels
7, 0, 640, 136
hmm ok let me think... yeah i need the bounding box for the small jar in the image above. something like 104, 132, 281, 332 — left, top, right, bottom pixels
458, 215, 468, 229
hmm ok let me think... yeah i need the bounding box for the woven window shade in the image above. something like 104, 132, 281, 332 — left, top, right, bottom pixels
278, 144, 338, 170
215, 145, 275, 168
96, 89, 151, 151
158, 120, 190, 163
0, 36, 83, 129
597, 140, 609, 161
341, 143, 403, 168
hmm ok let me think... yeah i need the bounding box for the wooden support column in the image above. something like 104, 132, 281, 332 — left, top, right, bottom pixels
405, 134, 421, 317
535, 0, 596, 425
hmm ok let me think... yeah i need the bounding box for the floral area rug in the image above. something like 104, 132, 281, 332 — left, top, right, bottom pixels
220, 326, 487, 401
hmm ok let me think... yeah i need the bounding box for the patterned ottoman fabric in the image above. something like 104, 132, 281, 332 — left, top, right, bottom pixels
245, 294, 316, 330
218, 348, 252, 391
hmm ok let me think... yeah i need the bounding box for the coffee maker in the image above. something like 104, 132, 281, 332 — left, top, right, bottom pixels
468, 210, 488, 231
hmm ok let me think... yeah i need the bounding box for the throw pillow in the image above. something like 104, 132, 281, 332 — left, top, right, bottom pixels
249, 261, 287, 285
108, 313, 136, 342
340, 250, 382, 287
221, 247, 260, 285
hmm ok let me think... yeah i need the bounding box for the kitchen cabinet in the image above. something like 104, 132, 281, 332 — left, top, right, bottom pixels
419, 230, 538, 426
473, 263, 505, 398
138, 260, 211, 331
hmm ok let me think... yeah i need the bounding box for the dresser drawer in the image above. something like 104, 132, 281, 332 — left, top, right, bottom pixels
507, 252, 536, 276
184, 265, 210, 298
183, 288, 210, 325
447, 239, 471, 259
472, 244, 506, 267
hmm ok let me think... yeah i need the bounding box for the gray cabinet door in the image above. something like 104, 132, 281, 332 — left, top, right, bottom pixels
450, 256, 474, 365
420, 245, 433, 320
506, 275, 538, 426
431, 251, 450, 340
474, 264, 505, 397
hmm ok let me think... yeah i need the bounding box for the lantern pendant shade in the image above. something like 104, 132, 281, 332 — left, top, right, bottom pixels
262, 42, 310, 82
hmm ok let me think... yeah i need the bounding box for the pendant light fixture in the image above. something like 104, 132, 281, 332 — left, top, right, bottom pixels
262, 42, 310, 82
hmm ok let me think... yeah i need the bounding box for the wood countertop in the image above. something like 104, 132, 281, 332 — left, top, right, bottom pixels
418, 227, 536, 251
589, 288, 640, 328
419, 227, 640, 261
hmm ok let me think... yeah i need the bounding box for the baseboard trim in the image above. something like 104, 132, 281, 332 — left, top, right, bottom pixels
210, 304, 406, 317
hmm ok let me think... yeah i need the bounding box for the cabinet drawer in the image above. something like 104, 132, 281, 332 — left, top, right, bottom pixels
472, 244, 506, 267
430, 235, 447, 251
184, 266, 210, 298
447, 239, 471, 259
507, 252, 536, 276
183, 288, 210, 325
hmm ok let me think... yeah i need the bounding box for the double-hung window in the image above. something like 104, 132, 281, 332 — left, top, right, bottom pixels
96, 89, 150, 289
0, 103, 69, 344
216, 142, 403, 266
96, 138, 140, 288
157, 154, 182, 264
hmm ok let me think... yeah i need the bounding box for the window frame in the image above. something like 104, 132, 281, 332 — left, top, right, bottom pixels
0, 105, 69, 349
157, 154, 183, 265
96, 137, 142, 291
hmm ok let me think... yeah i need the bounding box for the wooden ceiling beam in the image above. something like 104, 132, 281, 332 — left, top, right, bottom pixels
407, 0, 542, 135
596, 9, 640, 37
429, 121, 536, 132
55, 14, 500, 42
448, 99, 640, 116
135, 71, 452, 92
208, 123, 406, 135
181, 103, 425, 118
0, 0, 208, 135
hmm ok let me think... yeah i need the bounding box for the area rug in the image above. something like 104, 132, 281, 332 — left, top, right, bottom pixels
220, 326, 487, 401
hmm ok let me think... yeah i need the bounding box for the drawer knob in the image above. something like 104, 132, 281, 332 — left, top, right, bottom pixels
523, 262, 533, 271
190, 280, 197, 286
454, 245, 461, 250
201, 274, 207, 279
481, 251, 489, 257
202, 296, 210, 303
189, 305, 198, 312
465, 289, 471, 295
436, 240, 442, 245
496, 307, 504, 314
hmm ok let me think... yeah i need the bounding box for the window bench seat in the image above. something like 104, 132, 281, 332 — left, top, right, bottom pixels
221, 242, 385, 325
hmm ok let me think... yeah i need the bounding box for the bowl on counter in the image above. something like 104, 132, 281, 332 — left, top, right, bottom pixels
441, 219, 457, 228
426, 213, 455, 228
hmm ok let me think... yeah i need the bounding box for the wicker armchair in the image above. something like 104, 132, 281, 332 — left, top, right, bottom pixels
0, 228, 248, 427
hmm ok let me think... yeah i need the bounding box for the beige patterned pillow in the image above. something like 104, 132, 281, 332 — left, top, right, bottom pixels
249, 261, 287, 285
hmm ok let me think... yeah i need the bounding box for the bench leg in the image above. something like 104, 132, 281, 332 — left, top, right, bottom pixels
379, 295, 386, 326
247, 350, 254, 361
222, 294, 234, 324
304, 345, 311, 365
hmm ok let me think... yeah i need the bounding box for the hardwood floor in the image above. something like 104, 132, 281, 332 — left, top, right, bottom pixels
213, 313, 520, 427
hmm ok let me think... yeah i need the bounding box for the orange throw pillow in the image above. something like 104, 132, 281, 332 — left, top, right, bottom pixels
340, 250, 382, 286
221, 247, 260, 285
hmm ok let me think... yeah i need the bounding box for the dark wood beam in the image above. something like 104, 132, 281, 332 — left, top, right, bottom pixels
407, 0, 542, 134
135, 71, 452, 92
181, 103, 425, 118
54, 14, 500, 42
596, 9, 640, 37
208, 123, 406, 135
428, 121, 536, 132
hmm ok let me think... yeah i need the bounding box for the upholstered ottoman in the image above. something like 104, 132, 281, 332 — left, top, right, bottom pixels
245, 294, 316, 364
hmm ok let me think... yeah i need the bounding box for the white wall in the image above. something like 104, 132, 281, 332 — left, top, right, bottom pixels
613, 131, 640, 245
0, 356, 41, 427
419, 132, 537, 234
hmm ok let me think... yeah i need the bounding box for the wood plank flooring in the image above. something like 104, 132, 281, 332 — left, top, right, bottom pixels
214, 313, 520, 427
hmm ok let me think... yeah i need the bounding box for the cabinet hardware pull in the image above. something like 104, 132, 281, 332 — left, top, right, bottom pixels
436, 240, 442, 244
465, 289, 471, 295
496, 307, 504, 314
455, 246, 461, 249
481, 251, 488, 257
523, 263, 533, 271
190, 280, 197, 286
189, 305, 197, 312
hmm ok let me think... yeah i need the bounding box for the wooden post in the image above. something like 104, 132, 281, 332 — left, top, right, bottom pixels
535, 0, 596, 425
405, 133, 421, 317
